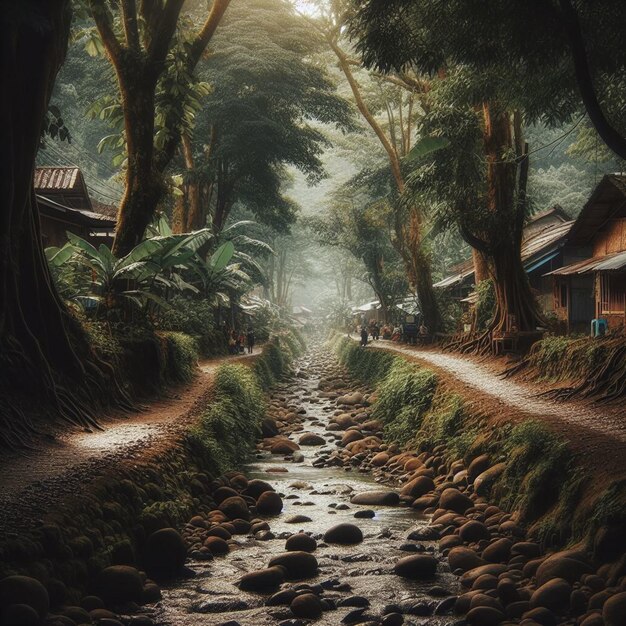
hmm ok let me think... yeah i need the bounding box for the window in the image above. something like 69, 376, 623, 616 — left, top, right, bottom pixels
600, 273, 626, 314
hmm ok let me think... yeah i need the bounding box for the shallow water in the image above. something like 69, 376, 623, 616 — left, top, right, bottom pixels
156, 351, 460, 625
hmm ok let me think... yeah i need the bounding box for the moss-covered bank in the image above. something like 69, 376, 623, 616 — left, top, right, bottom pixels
0, 330, 304, 606
333, 336, 626, 558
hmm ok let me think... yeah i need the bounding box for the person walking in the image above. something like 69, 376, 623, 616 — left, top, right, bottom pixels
246, 328, 255, 354
360, 326, 368, 347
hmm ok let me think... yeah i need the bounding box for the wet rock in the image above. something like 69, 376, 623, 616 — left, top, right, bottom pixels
257, 491, 283, 515
381, 613, 403, 626
285, 514, 312, 524
271, 439, 301, 455
213, 486, 240, 503
474, 463, 506, 496
439, 488, 473, 514
448, 547, 485, 572
371, 452, 389, 466
267, 589, 298, 606
459, 520, 491, 543
219, 496, 250, 521
269, 552, 318, 579
342, 430, 365, 445
482, 538, 513, 563
286, 534, 317, 552
400, 476, 435, 499
0, 603, 40, 625
530, 578, 572, 613
238, 566, 286, 592
0, 576, 49, 622
523, 607, 559, 625
245, 479, 275, 499
354, 509, 375, 519
290, 593, 323, 619
204, 536, 230, 556
96, 566, 143, 604
466, 606, 505, 625
324, 523, 363, 545
412, 495, 439, 509
350, 490, 400, 506
206, 525, 232, 540
299, 433, 325, 446
262, 418, 280, 437
467, 454, 491, 483
535, 551, 592, 586
603, 591, 626, 626
393, 554, 438, 579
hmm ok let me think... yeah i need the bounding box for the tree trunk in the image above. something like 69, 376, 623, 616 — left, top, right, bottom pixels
0, 0, 125, 448
472, 248, 490, 283
112, 76, 163, 256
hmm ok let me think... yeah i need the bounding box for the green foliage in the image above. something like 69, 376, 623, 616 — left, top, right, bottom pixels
161, 332, 198, 384
335, 337, 396, 385
494, 421, 571, 522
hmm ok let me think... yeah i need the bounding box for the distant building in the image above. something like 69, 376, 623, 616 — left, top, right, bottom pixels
547, 175, 626, 333
434, 206, 573, 314
34, 166, 116, 248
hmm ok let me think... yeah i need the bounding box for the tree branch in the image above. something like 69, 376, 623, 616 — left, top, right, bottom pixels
121, 0, 140, 51
189, 0, 232, 67
559, 0, 626, 160
147, 0, 185, 70
89, 0, 123, 64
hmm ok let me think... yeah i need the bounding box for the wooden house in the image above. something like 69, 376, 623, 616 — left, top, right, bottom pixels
34, 166, 116, 247
547, 175, 626, 333
434, 206, 573, 315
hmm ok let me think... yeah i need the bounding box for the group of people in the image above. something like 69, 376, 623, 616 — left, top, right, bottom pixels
227, 328, 255, 355
352, 318, 430, 347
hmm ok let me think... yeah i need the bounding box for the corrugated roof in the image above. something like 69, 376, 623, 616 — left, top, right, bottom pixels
546, 250, 626, 276
34, 166, 82, 191
91, 199, 118, 219
434, 219, 573, 289
37, 195, 115, 228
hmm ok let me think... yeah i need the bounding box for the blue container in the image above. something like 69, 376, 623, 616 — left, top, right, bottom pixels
591, 318, 608, 337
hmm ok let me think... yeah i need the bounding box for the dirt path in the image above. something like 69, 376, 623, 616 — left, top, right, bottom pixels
0, 351, 256, 532
365, 340, 626, 479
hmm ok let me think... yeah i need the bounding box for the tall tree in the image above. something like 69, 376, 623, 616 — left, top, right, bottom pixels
174, 0, 353, 237
302, 0, 442, 331
0, 0, 123, 447
86, 0, 231, 256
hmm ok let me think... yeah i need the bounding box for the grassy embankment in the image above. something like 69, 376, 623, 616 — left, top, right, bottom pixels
333, 335, 626, 556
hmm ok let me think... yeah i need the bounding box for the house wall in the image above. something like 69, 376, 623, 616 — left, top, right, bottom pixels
593, 218, 626, 257
40, 215, 90, 248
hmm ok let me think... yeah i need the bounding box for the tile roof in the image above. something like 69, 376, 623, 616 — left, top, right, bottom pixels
34, 166, 82, 191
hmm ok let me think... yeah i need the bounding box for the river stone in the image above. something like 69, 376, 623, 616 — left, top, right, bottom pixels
262, 418, 279, 437
439, 488, 473, 514
371, 452, 389, 466
448, 547, 484, 572
286, 534, 317, 552
290, 593, 323, 619
530, 577, 572, 613
461, 564, 508, 588
298, 433, 325, 446
466, 606, 505, 625
238, 566, 286, 592
535, 551, 592, 586
269, 552, 318, 579
0, 576, 49, 621
207, 526, 232, 540
354, 509, 375, 519
468, 454, 491, 483
244, 479, 275, 499
401, 476, 435, 498
459, 520, 491, 543
257, 491, 283, 515
0, 603, 40, 626
213, 486, 239, 504
603, 592, 626, 626
323, 523, 363, 545
474, 463, 506, 496
96, 566, 143, 604
394, 555, 438, 579
271, 439, 300, 455
350, 490, 400, 506
285, 515, 312, 524
145, 528, 187, 579
482, 538, 513, 563
341, 430, 364, 446
219, 496, 250, 521
204, 536, 230, 556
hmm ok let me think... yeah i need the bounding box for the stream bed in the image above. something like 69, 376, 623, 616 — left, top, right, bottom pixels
156, 345, 460, 626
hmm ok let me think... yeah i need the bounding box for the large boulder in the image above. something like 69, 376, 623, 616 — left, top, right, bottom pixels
256, 491, 283, 515
270, 439, 300, 455
459, 521, 491, 543
96, 566, 143, 605
350, 491, 400, 506
290, 593, 323, 619
448, 547, 485, 573
298, 433, 325, 446
400, 476, 435, 499
535, 551, 592, 586
604, 592, 626, 626
466, 606, 505, 626
394, 555, 438, 579
244, 479, 275, 499
474, 463, 506, 496
323, 523, 363, 545
238, 566, 285, 592
0, 576, 49, 622
439, 488, 473, 514
530, 578, 572, 613
268, 552, 318, 579
219, 496, 250, 521
286, 533, 317, 553
467, 454, 491, 483
144, 528, 187, 580
482, 538, 513, 563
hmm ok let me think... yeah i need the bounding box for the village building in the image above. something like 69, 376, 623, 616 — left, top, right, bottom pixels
546, 174, 626, 334
434, 206, 574, 315
34, 166, 116, 248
